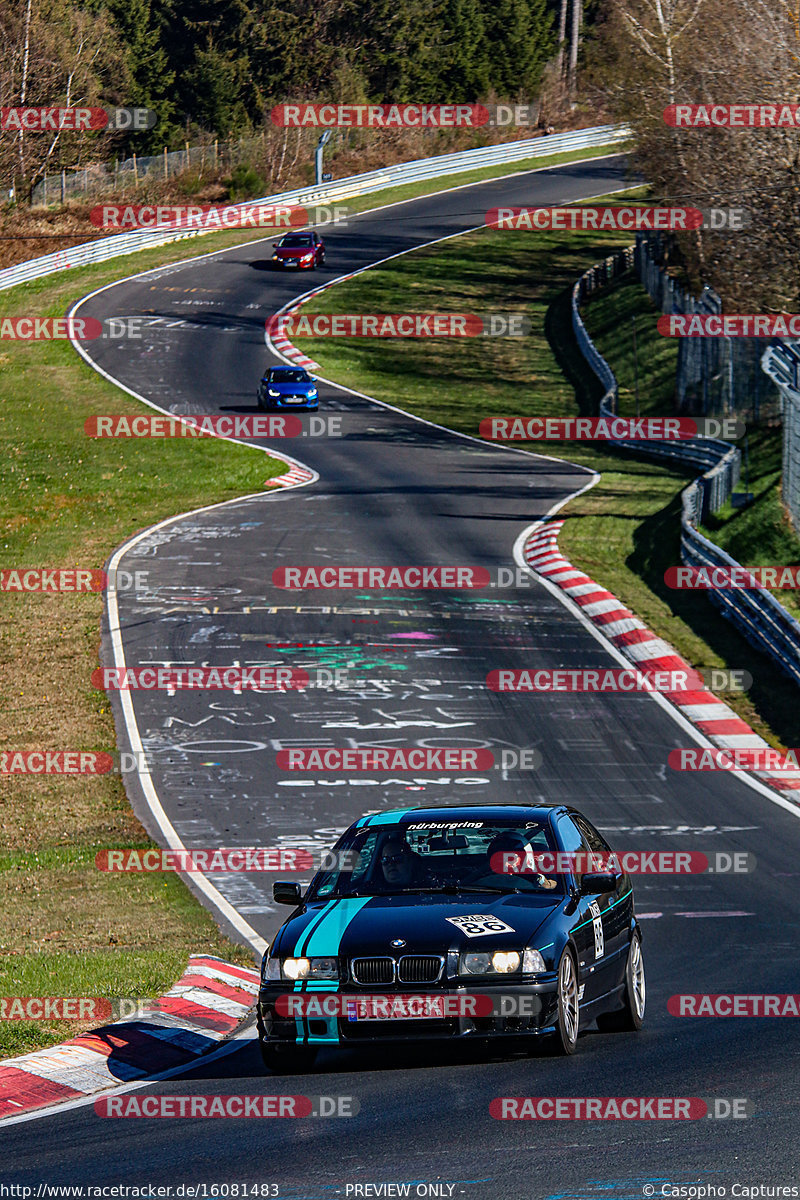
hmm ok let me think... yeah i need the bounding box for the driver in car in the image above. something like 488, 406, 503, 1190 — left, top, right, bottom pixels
378, 837, 421, 888
485, 830, 558, 889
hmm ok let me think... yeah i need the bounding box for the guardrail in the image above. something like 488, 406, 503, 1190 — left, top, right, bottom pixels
572, 248, 800, 689
0, 123, 631, 294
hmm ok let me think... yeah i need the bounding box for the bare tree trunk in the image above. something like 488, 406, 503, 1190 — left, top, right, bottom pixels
557, 0, 568, 78
18, 0, 33, 196
569, 0, 582, 101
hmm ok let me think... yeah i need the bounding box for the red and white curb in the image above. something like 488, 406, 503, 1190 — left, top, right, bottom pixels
270, 302, 320, 371
266, 462, 316, 488
0, 955, 259, 1119
523, 521, 800, 797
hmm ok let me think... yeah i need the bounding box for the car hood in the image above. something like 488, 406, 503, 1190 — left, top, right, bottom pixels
274, 247, 313, 257
274, 892, 566, 958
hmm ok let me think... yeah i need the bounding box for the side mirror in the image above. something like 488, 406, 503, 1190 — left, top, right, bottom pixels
309, 375, 317, 382
580, 871, 617, 895
272, 242, 278, 247
273, 881, 302, 905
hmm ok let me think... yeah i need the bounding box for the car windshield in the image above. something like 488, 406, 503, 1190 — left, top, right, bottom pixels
309, 820, 565, 899
279, 235, 313, 246
268, 369, 310, 383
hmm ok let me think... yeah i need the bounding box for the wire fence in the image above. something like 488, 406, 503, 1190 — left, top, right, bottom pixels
635, 232, 781, 424
761, 340, 800, 534
31, 140, 230, 206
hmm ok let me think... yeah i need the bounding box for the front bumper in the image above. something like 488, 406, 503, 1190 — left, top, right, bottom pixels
257, 978, 560, 1047
273, 257, 315, 269
257, 394, 318, 411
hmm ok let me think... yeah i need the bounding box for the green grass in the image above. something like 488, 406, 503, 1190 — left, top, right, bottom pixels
292, 204, 800, 751
581, 277, 677, 418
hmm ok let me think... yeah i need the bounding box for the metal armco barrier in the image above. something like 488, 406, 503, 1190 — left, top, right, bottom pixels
0, 124, 631, 294
572, 250, 800, 689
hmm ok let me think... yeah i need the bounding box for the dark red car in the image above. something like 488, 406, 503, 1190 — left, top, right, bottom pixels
271, 231, 325, 270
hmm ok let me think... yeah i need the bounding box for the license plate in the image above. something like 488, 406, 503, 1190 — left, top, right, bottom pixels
346, 996, 445, 1022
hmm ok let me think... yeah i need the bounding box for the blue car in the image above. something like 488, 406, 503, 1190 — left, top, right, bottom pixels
257, 366, 319, 411
257, 804, 645, 1071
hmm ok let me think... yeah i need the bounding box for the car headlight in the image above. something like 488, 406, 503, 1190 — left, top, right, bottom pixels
522, 948, 546, 973
268, 389, 280, 397
263, 955, 281, 980
460, 949, 521, 976
300, 254, 314, 262
282, 956, 339, 980
272, 253, 280, 259
307, 388, 318, 398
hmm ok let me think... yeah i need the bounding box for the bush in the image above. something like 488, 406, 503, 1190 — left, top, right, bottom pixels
225, 163, 265, 200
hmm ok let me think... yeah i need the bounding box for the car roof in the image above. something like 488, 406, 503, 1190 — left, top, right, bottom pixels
353, 804, 570, 830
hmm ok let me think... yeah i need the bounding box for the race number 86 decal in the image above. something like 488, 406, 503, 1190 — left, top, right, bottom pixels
446, 914, 515, 938
589, 900, 604, 959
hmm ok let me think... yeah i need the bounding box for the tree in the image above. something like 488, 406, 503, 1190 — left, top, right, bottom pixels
483, 0, 555, 97
105, 0, 177, 151
0, 0, 123, 199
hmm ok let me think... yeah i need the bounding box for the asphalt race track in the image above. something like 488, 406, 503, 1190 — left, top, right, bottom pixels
4, 154, 800, 1198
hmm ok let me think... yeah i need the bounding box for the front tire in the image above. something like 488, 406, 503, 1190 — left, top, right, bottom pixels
597, 930, 645, 1032
552, 948, 580, 1054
